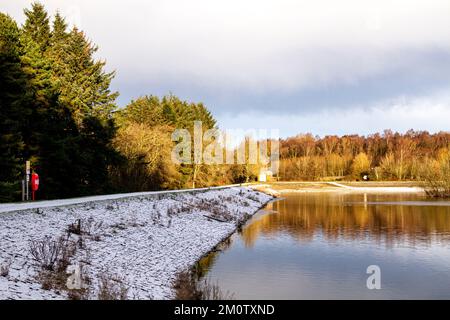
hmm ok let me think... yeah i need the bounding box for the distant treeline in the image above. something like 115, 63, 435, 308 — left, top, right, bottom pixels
279, 131, 450, 184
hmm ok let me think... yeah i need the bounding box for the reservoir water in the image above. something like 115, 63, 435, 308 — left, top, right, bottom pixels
198, 192, 450, 299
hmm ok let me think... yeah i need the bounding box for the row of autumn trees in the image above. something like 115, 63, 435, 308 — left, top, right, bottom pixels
279, 131, 450, 184
0, 3, 253, 202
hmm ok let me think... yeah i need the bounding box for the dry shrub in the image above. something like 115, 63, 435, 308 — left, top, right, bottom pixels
193, 199, 234, 222
246, 193, 259, 202
1, 260, 11, 277
198, 279, 235, 300
67, 219, 82, 235
29, 235, 75, 271
68, 218, 103, 237
97, 273, 128, 300
173, 270, 202, 300
67, 288, 89, 300
173, 270, 234, 300
419, 149, 450, 198
30, 234, 81, 294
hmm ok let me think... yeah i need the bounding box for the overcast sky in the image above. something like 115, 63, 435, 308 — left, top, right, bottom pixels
3, 0, 450, 137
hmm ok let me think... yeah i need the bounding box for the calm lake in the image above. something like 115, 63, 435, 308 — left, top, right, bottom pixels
198, 192, 450, 299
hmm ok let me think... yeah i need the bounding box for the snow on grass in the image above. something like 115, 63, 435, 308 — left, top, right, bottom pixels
0, 187, 272, 300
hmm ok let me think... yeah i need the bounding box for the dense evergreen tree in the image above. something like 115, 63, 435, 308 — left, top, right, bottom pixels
20, 32, 54, 157
47, 11, 68, 89
50, 12, 68, 45
0, 14, 27, 201
49, 27, 118, 123
77, 115, 119, 196
20, 23, 80, 198
118, 94, 216, 129
0, 3, 120, 201
46, 20, 120, 194
22, 2, 51, 52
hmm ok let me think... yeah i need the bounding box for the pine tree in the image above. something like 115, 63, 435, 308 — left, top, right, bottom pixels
121, 94, 216, 130
0, 13, 28, 201
58, 28, 120, 195
20, 22, 93, 199
29, 92, 83, 198
52, 27, 118, 124
1, 4, 121, 201
77, 115, 119, 195
22, 2, 51, 52
47, 12, 68, 92
50, 11, 68, 45
19, 32, 54, 158
31, 7, 119, 198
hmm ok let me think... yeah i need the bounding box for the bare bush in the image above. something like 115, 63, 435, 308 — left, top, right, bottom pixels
198, 279, 235, 300
85, 218, 103, 238
1, 260, 11, 277
241, 200, 250, 207
179, 205, 192, 214
67, 288, 90, 300
193, 199, 234, 222
58, 241, 77, 272
419, 150, 450, 198
152, 210, 163, 226
97, 273, 128, 300
39, 263, 91, 298
167, 206, 177, 217
68, 219, 82, 235
173, 270, 202, 300
29, 235, 72, 271
30, 233, 82, 294
68, 218, 103, 239
173, 270, 234, 300
246, 193, 259, 202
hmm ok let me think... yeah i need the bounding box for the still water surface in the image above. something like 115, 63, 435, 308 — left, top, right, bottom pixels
198, 193, 450, 299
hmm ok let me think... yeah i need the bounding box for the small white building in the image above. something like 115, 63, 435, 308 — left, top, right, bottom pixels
258, 169, 273, 182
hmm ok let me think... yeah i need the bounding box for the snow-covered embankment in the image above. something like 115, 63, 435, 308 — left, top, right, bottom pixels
0, 187, 273, 300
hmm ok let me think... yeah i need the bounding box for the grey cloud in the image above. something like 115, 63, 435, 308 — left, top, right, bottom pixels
4, 0, 450, 135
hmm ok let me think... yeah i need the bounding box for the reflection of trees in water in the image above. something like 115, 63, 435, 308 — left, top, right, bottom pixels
241, 194, 450, 248
195, 237, 233, 278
